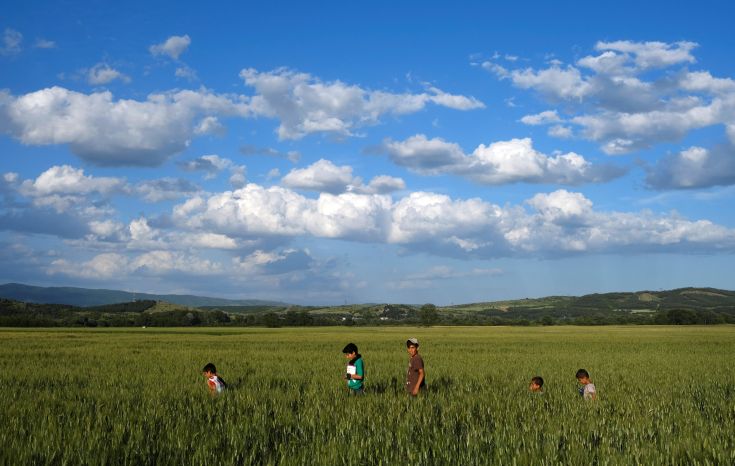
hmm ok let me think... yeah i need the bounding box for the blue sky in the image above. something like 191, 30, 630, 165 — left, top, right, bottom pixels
1, 1, 734, 304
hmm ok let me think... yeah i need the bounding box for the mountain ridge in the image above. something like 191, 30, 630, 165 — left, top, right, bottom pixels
0, 283, 287, 307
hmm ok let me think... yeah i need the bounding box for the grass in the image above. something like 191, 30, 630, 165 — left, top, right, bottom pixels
1, 326, 733, 465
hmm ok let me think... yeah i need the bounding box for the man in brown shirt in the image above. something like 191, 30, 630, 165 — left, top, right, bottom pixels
405, 338, 425, 396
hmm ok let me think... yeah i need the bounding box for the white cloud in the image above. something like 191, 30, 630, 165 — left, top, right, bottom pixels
149, 34, 191, 60
520, 110, 561, 125
88, 220, 126, 240
281, 159, 406, 194
15, 165, 126, 212
484, 39, 735, 181
548, 125, 573, 138
0, 87, 249, 166
1, 28, 22, 55
175, 65, 198, 81
595, 40, 697, 70
48, 253, 128, 279
356, 175, 406, 194
169, 184, 735, 258
233, 248, 313, 275
34, 38, 56, 49
177, 154, 246, 185
48, 250, 221, 279
87, 63, 130, 85
19, 165, 125, 196
281, 159, 359, 193
240, 67, 484, 140
381, 135, 625, 185
645, 144, 735, 190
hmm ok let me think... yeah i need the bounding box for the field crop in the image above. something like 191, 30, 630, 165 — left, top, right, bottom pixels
1, 326, 734, 465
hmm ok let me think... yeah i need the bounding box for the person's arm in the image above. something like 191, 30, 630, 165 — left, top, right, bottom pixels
349, 360, 364, 380
412, 368, 424, 396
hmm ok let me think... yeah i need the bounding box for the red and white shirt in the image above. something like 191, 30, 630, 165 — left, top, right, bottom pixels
208, 375, 225, 394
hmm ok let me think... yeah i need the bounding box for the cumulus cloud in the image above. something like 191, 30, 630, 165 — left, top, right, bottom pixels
168, 184, 735, 258
240, 67, 484, 140
233, 248, 313, 275
48, 250, 221, 279
645, 144, 735, 190
0, 86, 249, 166
355, 175, 406, 195
87, 63, 130, 85
178, 154, 246, 185
485, 40, 735, 165
149, 34, 191, 60
281, 159, 406, 194
380, 135, 625, 185
16, 165, 126, 212
281, 159, 359, 193
1, 28, 22, 55
520, 110, 561, 125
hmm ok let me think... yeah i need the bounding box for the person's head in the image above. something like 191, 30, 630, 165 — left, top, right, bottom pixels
529, 376, 544, 392
342, 343, 358, 359
576, 369, 590, 384
202, 362, 217, 377
406, 338, 419, 356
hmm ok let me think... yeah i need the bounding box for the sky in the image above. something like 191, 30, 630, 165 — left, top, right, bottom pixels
1, 1, 734, 305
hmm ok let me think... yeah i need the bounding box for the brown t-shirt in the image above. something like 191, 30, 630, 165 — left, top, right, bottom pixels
406, 353, 425, 393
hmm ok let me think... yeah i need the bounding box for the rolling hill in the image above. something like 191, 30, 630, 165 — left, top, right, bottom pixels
0, 283, 287, 307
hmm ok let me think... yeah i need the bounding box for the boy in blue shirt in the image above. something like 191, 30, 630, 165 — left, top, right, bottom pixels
342, 343, 365, 395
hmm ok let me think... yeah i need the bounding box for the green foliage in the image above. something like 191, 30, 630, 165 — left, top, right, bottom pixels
420, 303, 439, 326
0, 326, 733, 464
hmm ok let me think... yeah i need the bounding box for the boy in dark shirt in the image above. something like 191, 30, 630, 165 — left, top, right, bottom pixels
405, 338, 425, 396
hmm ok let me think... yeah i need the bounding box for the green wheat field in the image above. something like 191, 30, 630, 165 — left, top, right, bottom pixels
1, 326, 733, 465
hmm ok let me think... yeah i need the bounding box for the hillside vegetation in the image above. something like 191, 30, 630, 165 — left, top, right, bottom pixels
1, 287, 734, 327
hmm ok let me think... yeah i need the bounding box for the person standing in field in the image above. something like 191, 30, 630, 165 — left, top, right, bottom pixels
406, 338, 425, 396
342, 343, 365, 395
576, 369, 596, 400
202, 362, 226, 395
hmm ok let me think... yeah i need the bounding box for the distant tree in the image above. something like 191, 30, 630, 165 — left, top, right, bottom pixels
420, 304, 439, 327
262, 312, 281, 328
540, 315, 555, 326
666, 309, 698, 325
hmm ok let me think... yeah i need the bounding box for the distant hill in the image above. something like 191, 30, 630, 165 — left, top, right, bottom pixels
0, 283, 288, 307
443, 287, 735, 318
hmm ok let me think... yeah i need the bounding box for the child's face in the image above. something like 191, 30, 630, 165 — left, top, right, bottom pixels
529, 382, 542, 392
344, 351, 356, 359
407, 345, 418, 357
203, 370, 213, 378
577, 376, 590, 385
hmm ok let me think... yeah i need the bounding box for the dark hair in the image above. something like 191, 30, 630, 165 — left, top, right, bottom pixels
342, 343, 358, 354
531, 376, 544, 387
576, 369, 589, 379
202, 363, 217, 374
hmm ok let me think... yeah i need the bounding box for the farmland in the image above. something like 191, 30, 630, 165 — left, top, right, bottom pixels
1, 326, 734, 465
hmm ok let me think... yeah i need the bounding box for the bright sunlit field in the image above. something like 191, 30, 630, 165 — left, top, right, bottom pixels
1, 326, 733, 465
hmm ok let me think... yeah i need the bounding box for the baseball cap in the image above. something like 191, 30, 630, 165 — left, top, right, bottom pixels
406, 337, 419, 347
